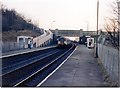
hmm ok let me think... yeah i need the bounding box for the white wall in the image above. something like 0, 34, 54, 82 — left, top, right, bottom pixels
33, 30, 53, 47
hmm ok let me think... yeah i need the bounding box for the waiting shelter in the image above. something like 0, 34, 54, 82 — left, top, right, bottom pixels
17, 36, 33, 49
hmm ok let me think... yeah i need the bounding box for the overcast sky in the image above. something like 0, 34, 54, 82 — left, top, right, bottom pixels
1, 0, 115, 31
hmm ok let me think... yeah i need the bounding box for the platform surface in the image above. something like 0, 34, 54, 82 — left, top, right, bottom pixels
41, 45, 108, 87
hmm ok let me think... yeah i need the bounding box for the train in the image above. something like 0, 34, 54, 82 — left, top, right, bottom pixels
57, 37, 71, 48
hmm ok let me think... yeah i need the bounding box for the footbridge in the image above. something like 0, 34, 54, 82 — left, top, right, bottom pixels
50, 29, 97, 37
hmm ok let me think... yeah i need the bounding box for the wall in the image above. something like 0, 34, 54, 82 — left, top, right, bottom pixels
98, 44, 119, 86
2, 42, 19, 53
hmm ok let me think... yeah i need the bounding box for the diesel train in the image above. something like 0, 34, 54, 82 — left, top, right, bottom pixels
57, 37, 71, 48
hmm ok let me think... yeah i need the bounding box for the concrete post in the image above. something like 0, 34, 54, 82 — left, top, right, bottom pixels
79, 29, 83, 43
118, 2, 120, 86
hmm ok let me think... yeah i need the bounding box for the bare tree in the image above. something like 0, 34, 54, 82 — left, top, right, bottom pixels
104, 0, 119, 48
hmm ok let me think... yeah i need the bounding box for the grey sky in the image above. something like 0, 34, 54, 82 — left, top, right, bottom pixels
2, 0, 114, 31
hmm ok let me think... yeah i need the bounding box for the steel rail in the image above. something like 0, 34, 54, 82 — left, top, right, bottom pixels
1, 49, 59, 76
15, 44, 75, 87
2, 50, 62, 86
37, 45, 77, 86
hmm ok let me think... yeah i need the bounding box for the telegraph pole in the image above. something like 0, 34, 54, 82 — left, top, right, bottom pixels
95, 0, 99, 58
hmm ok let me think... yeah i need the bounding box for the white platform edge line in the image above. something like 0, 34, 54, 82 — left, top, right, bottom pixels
1, 46, 56, 58
37, 46, 78, 87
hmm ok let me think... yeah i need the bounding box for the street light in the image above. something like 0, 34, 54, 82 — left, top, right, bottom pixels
95, 0, 99, 58
85, 20, 89, 31
51, 20, 55, 29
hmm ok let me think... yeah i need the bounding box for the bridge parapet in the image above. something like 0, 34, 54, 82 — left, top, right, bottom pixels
51, 29, 97, 37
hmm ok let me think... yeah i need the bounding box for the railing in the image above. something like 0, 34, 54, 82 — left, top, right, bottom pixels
98, 44, 119, 86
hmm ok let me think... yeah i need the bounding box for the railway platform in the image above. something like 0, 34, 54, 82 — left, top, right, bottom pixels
41, 45, 108, 87
2, 45, 56, 57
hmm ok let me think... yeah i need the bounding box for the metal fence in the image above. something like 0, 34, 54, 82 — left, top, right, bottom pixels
98, 44, 119, 86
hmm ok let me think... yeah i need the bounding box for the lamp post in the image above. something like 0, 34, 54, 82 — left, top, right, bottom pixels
95, 0, 99, 58
51, 20, 55, 29
85, 21, 89, 31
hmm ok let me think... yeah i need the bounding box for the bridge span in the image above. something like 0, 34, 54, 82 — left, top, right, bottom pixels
50, 29, 97, 37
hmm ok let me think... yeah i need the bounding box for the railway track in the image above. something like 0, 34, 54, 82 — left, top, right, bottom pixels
1, 49, 60, 76
2, 47, 57, 67
1, 44, 76, 87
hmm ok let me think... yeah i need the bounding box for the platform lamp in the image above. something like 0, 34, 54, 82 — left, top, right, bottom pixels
85, 20, 89, 32
95, 0, 99, 58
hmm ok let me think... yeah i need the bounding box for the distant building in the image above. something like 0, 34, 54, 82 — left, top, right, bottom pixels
17, 36, 33, 49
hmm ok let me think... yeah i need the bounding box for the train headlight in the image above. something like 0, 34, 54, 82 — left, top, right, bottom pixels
64, 41, 67, 45
58, 41, 60, 44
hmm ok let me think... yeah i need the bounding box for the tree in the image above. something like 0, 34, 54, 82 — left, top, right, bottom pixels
104, 0, 119, 48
